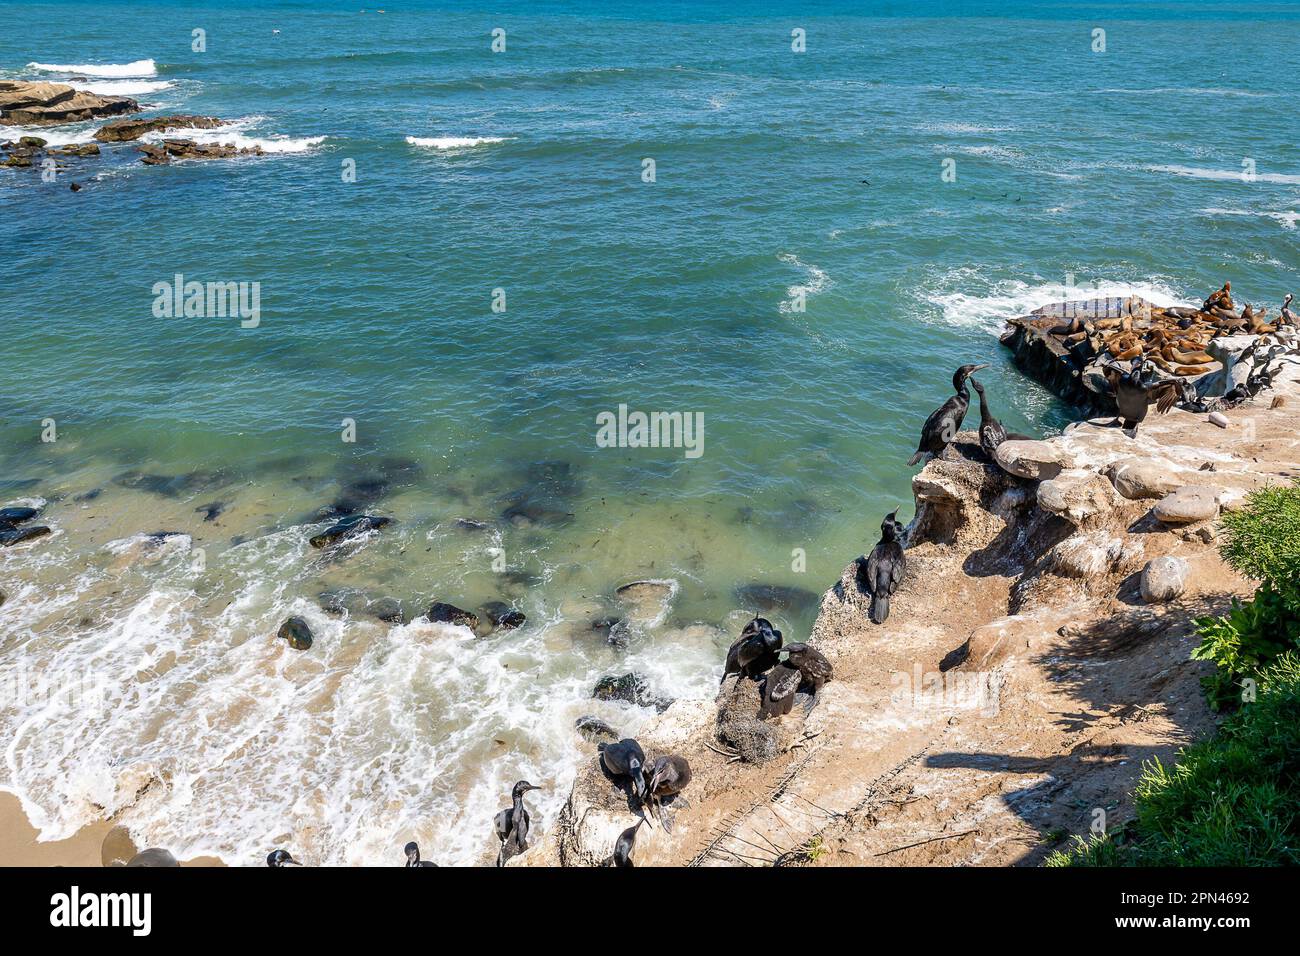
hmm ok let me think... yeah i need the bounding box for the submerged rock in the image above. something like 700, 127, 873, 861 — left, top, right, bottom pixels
425, 602, 479, 630
365, 597, 406, 624
734, 583, 820, 615
277, 616, 314, 650
308, 514, 391, 548
1140, 556, 1190, 603
480, 601, 526, 631
574, 716, 620, 744
592, 672, 672, 712
138, 138, 264, 165
614, 579, 677, 627
0, 525, 51, 547
0, 506, 42, 524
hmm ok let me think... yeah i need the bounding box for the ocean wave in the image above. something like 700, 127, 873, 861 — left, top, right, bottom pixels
1096, 86, 1270, 98
918, 269, 1189, 335
0, 123, 99, 146
778, 252, 832, 315
27, 58, 157, 78
1148, 164, 1300, 185
69, 79, 172, 96
405, 135, 509, 150
1200, 207, 1300, 230
141, 117, 326, 155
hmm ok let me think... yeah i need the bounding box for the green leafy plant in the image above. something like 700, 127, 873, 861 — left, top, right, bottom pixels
1048, 654, 1300, 867
1191, 483, 1300, 709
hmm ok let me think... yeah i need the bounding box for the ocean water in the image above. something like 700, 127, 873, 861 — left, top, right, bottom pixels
2, 0, 1298, 865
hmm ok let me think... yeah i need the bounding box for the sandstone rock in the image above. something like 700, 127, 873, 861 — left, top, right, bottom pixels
1208, 412, 1230, 429
276, 616, 313, 650
137, 138, 264, 165
994, 439, 1065, 480
614, 579, 677, 627
1036, 468, 1119, 525
1153, 486, 1220, 524
425, 602, 479, 630
1140, 557, 1189, 603
95, 115, 223, 142
0, 81, 138, 125
1105, 456, 1185, 500
1045, 532, 1127, 578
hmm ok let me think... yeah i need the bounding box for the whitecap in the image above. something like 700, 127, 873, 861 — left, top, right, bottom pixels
1148, 164, 1300, 185
141, 117, 326, 155
1200, 207, 1300, 229
69, 79, 173, 96
27, 58, 157, 78
405, 135, 509, 150
778, 252, 832, 314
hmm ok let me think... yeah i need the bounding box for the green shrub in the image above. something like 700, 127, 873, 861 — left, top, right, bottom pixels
1191, 483, 1300, 709
1047, 654, 1300, 867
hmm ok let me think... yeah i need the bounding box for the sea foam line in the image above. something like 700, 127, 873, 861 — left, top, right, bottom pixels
405, 135, 508, 150
28, 58, 157, 78
1149, 164, 1300, 185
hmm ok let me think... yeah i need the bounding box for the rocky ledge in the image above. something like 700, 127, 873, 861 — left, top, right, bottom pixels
513, 353, 1300, 867
138, 139, 264, 165
0, 80, 139, 126
96, 115, 224, 143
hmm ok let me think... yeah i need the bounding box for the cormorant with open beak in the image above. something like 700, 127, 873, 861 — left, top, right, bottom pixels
494, 780, 542, 867
1102, 357, 1182, 434
860, 508, 906, 625
908, 363, 988, 466
780, 642, 833, 692
403, 841, 438, 867
723, 616, 784, 681
598, 738, 648, 802
266, 849, 301, 867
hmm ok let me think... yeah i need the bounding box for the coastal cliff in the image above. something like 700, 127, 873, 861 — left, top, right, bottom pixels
518, 358, 1300, 867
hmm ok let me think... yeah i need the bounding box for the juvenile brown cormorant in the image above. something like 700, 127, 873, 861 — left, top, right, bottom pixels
908, 363, 989, 465
861, 508, 906, 624
760, 662, 802, 718
722, 616, 783, 681
494, 779, 542, 867
598, 738, 648, 801
780, 642, 833, 691
1102, 357, 1182, 433
403, 842, 438, 867
266, 849, 301, 867
645, 754, 693, 829
968, 378, 1007, 458
603, 819, 643, 867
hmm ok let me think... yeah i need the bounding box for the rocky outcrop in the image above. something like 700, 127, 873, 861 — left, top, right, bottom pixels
0, 81, 139, 125
96, 115, 223, 142
138, 139, 264, 165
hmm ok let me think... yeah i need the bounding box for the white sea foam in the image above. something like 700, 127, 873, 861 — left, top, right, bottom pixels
0, 124, 99, 146
28, 58, 157, 78
69, 79, 172, 96
405, 135, 509, 149
778, 252, 832, 314
1200, 207, 1300, 230
1096, 86, 1270, 98
919, 269, 1189, 335
1149, 164, 1300, 185
140, 117, 326, 155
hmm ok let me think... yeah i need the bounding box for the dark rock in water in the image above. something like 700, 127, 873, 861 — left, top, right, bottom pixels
195, 501, 224, 522
277, 616, 313, 650
113, 469, 223, 498
137, 138, 264, 165
18, 135, 47, 148
73, 488, 102, 502
454, 517, 491, 532
145, 531, 186, 544
607, 620, 632, 649
734, 583, 820, 615
0, 525, 51, 547
69, 181, 81, 192
95, 115, 222, 143
309, 514, 391, 548
126, 848, 179, 867
501, 501, 571, 527
0, 506, 41, 525
591, 672, 673, 712
480, 601, 526, 631
575, 715, 620, 743
425, 602, 479, 629
0, 589, 6, 608
365, 597, 406, 624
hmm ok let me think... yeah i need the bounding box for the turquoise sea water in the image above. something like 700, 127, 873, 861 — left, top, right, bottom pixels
1, 1, 1298, 864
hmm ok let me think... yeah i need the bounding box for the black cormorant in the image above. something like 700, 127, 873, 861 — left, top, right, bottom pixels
1102, 357, 1183, 433
403, 841, 438, 867
861, 508, 906, 625
266, 849, 300, 867
494, 780, 542, 867
722, 616, 783, 681
759, 662, 802, 718
908, 363, 988, 465
603, 819, 643, 867
780, 642, 833, 691
598, 738, 648, 800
